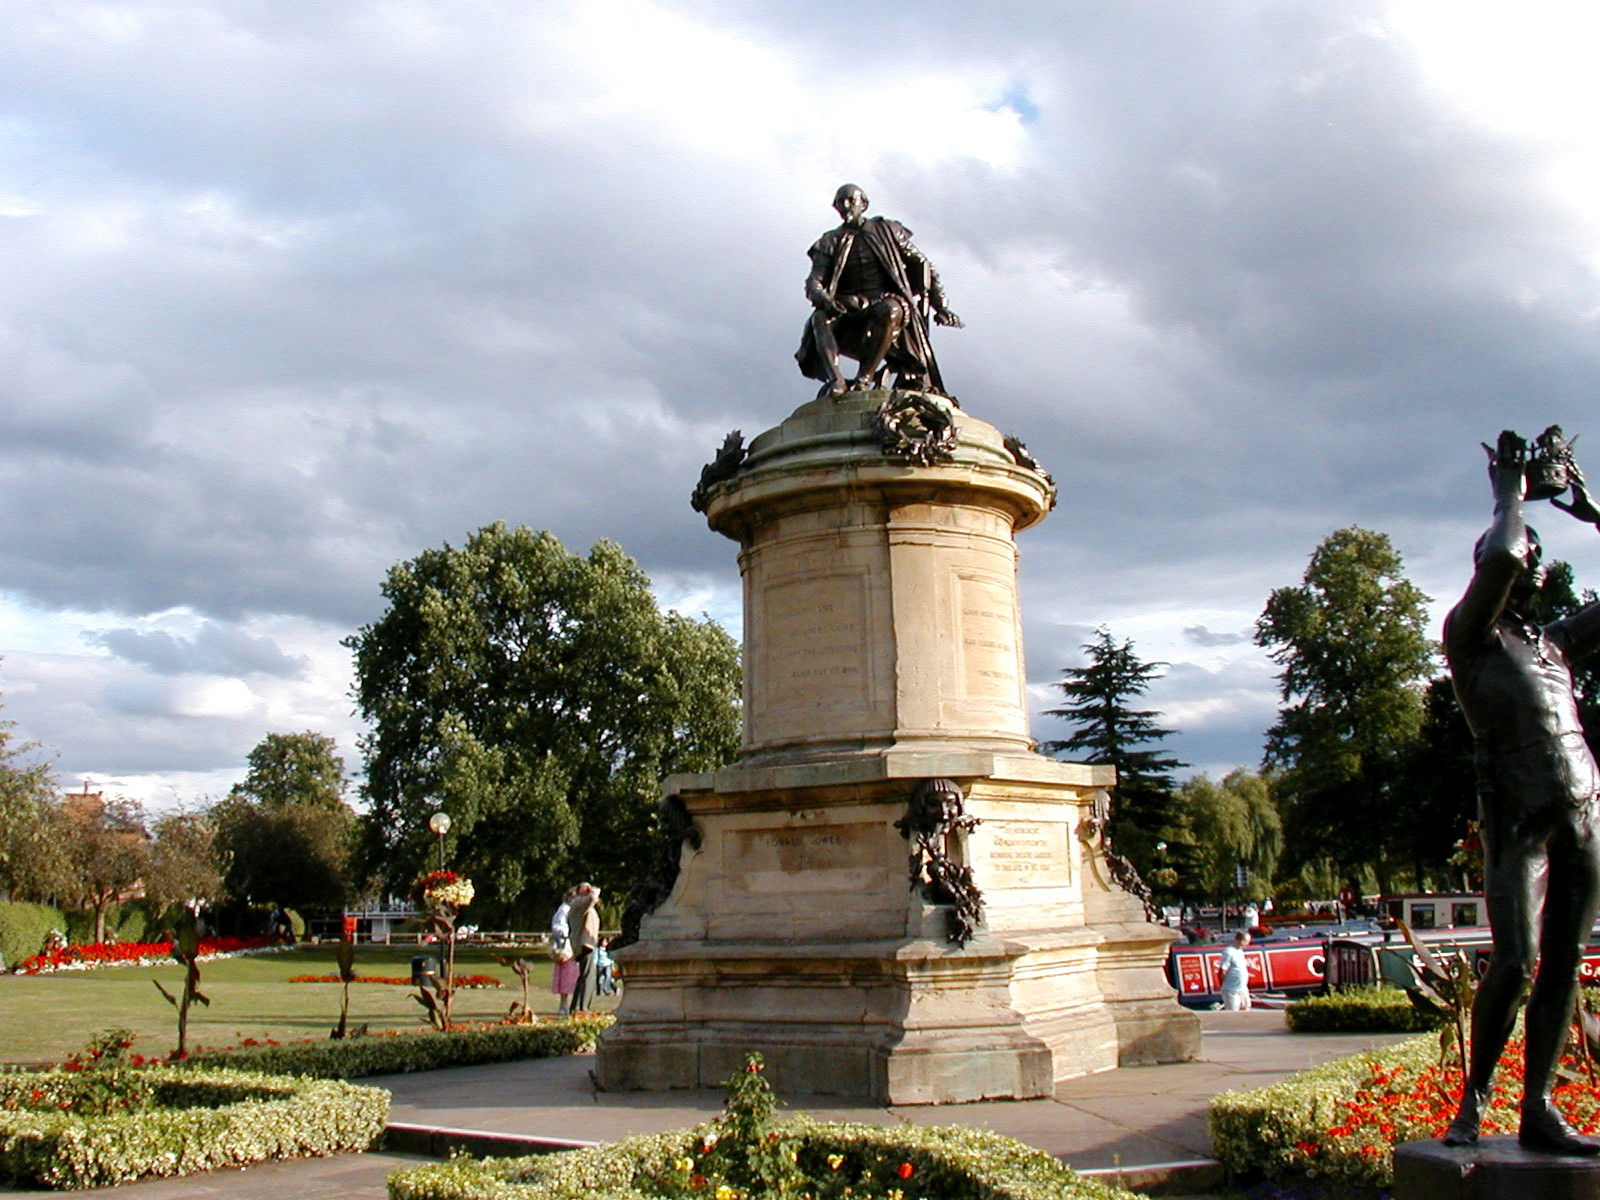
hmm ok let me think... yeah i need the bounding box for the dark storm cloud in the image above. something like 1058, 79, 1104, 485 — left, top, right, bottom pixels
90, 624, 305, 679
4, 0, 1600, 793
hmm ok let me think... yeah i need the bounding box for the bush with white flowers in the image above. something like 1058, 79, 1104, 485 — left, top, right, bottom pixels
0, 1067, 387, 1189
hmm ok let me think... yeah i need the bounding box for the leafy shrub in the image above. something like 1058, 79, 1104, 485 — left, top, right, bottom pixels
1285, 987, 1447, 1033
389, 1053, 1139, 1200
182, 1015, 611, 1080
0, 901, 65, 971
0, 1066, 387, 1189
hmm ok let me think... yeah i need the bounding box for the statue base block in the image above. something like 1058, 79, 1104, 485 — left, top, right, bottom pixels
595, 751, 1199, 1105
1395, 1138, 1600, 1200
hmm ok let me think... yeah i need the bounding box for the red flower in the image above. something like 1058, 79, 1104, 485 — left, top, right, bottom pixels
896, 1162, 914, 1180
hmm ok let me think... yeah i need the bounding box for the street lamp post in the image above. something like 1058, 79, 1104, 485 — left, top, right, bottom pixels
428, 811, 451, 872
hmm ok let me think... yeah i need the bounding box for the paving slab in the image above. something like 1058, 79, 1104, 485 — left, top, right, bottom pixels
373, 1009, 1412, 1171
0, 1010, 1418, 1196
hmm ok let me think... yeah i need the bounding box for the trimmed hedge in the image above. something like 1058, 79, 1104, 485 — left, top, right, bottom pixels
0, 1066, 387, 1189
1285, 986, 1447, 1033
183, 1016, 610, 1080
388, 1120, 1142, 1200
0, 901, 65, 971
62, 902, 173, 949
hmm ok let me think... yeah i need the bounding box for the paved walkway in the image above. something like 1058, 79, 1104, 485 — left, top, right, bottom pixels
1, 1011, 1414, 1197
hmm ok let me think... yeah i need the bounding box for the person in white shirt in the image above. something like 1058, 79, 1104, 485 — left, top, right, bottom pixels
1220, 930, 1253, 1011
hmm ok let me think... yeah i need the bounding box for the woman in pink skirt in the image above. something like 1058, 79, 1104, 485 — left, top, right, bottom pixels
549, 883, 588, 1015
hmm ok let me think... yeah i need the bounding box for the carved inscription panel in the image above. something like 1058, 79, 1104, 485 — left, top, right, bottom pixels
757, 572, 872, 715
725, 823, 886, 895
956, 573, 1022, 704
976, 820, 1071, 886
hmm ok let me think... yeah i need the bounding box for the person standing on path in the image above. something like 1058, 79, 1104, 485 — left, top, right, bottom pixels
1220, 931, 1252, 1011
549, 883, 589, 1016
567, 886, 603, 1014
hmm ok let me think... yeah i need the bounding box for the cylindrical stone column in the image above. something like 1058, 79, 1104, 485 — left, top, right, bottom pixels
702, 391, 1055, 763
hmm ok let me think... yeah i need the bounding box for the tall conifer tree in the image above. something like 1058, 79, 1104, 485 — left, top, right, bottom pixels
1042, 628, 1186, 878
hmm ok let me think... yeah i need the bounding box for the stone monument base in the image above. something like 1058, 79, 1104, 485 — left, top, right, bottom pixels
595, 749, 1199, 1105
1395, 1138, 1600, 1200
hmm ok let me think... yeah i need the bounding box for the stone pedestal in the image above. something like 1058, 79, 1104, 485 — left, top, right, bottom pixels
595, 391, 1198, 1103
1396, 1138, 1600, 1199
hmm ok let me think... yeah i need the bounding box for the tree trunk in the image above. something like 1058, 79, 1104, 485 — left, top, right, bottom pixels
1373, 863, 1394, 900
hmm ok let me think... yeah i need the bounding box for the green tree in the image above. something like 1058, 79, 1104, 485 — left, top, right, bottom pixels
347, 524, 741, 925
215, 731, 357, 914
1171, 769, 1282, 901
144, 809, 224, 909
1256, 526, 1434, 893
213, 796, 356, 914
58, 789, 149, 944
1042, 627, 1185, 878
0, 680, 68, 903
233, 731, 347, 810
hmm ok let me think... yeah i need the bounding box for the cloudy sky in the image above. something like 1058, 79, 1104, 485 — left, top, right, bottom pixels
6, 0, 1600, 810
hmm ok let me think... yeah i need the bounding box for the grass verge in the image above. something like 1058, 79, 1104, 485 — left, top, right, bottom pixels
0, 944, 606, 1067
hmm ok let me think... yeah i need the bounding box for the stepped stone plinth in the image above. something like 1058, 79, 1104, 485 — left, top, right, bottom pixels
595, 390, 1199, 1103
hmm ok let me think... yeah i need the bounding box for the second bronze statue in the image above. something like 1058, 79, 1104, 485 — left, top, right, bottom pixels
795, 184, 963, 401
1444, 426, 1600, 1155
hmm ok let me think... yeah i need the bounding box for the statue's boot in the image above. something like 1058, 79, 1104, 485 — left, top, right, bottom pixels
1520, 1101, 1600, 1155
1442, 1089, 1485, 1146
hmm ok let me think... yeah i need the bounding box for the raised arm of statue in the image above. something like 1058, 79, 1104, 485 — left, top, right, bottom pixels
1446, 430, 1533, 650
1545, 471, 1600, 662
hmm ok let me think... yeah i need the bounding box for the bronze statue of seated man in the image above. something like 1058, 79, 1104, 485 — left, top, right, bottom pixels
795, 184, 963, 400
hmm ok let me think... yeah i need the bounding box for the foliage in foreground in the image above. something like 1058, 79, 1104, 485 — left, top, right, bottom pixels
1210, 1028, 1600, 1189
0, 1065, 387, 1189
1285, 987, 1446, 1034
389, 1054, 1139, 1200
181, 1013, 612, 1079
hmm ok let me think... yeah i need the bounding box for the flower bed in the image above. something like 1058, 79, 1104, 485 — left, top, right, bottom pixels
1285, 986, 1446, 1033
1209, 1030, 1600, 1189
390, 1053, 1137, 1200
0, 1066, 387, 1189
181, 1014, 613, 1080
288, 973, 503, 989
388, 1120, 1138, 1200
16, 935, 283, 975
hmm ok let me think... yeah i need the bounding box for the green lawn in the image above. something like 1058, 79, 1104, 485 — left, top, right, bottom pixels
0, 943, 614, 1066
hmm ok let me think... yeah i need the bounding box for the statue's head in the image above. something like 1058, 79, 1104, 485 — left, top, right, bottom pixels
1476, 524, 1546, 591
833, 183, 869, 226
